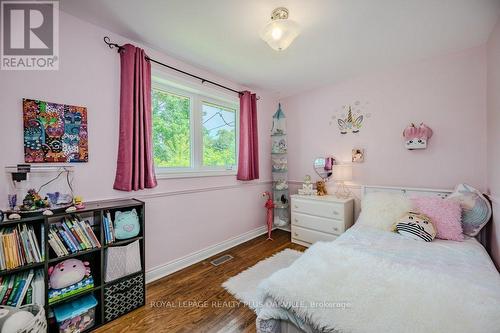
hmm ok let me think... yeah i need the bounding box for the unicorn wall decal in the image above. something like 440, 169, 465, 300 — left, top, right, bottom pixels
338, 106, 364, 134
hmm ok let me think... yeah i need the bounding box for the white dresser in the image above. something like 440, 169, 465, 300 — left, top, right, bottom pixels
290, 195, 354, 247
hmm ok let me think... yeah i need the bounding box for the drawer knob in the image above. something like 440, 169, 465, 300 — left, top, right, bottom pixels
294, 218, 298, 222
333, 227, 339, 231
294, 232, 298, 236
294, 205, 298, 209
333, 211, 339, 215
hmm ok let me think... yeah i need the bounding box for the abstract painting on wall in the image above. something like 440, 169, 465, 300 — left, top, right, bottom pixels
23, 98, 88, 163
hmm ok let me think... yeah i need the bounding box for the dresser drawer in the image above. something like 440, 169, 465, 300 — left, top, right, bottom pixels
292, 212, 345, 235
291, 198, 344, 219
291, 225, 337, 245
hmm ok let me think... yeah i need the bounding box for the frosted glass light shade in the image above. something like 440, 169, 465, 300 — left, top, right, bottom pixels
333, 164, 353, 182
260, 19, 300, 51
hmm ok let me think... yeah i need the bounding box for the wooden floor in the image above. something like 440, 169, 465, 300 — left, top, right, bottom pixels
95, 230, 305, 333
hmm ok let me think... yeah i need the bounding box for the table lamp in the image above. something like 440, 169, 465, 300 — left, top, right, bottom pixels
333, 163, 353, 198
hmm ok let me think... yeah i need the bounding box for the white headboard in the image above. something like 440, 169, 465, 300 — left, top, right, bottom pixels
361, 185, 492, 256
362, 185, 452, 200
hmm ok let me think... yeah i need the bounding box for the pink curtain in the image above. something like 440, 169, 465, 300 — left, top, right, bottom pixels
237, 91, 259, 180
113, 44, 157, 191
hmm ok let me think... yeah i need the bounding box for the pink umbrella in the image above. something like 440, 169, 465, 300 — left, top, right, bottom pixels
262, 192, 275, 240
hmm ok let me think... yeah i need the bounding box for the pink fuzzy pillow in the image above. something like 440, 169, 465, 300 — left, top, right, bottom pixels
411, 197, 463, 241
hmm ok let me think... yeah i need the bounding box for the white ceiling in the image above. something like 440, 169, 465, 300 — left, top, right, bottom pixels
60, 0, 500, 97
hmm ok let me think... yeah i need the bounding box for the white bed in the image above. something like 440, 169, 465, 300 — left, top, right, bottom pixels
256, 186, 500, 333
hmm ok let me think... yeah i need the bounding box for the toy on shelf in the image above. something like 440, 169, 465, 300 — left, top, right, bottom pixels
114, 209, 140, 240
274, 179, 288, 190
262, 192, 275, 240
298, 175, 316, 195
272, 157, 288, 172
73, 196, 85, 210
316, 181, 328, 196
49, 259, 91, 290
5, 165, 75, 216
21, 189, 50, 211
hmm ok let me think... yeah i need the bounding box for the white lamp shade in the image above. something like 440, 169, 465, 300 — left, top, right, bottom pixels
260, 19, 300, 51
333, 164, 352, 182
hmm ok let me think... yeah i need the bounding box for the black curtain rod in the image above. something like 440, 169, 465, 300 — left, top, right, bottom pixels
104, 36, 250, 98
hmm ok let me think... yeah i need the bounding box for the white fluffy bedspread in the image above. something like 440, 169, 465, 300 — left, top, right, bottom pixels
258, 226, 500, 333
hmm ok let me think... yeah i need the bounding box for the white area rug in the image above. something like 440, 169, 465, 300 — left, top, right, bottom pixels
222, 248, 302, 312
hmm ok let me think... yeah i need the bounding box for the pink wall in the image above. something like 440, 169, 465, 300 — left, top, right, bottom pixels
487, 18, 500, 269
0, 13, 277, 274
282, 47, 487, 191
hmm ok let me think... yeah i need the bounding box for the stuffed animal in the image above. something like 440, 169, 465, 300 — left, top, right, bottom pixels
394, 212, 436, 242
49, 259, 90, 289
403, 123, 433, 150
316, 181, 327, 196
114, 209, 140, 240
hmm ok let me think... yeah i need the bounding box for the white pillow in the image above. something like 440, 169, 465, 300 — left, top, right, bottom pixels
357, 192, 412, 231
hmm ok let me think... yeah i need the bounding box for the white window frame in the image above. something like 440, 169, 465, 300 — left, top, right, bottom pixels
152, 72, 239, 179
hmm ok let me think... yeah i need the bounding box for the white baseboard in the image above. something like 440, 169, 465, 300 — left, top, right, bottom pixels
145, 226, 267, 284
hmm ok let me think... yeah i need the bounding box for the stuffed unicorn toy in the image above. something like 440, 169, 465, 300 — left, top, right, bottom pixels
403, 123, 433, 150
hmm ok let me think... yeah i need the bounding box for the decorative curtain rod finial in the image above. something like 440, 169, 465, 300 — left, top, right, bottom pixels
103, 36, 123, 52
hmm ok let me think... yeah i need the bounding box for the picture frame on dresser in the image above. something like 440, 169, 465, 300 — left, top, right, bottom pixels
290, 194, 354, 247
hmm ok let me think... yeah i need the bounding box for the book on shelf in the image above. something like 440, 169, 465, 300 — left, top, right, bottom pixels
48, 216, 101, 258
0, 224, 43, 270
0, 269, 44, 307
103, 211, 115, 244
48, 275, 94, 304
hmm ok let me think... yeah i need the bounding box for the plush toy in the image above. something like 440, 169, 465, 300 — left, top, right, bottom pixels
49, 259, 91, 290
403, 123, 433, 150
394, 212, 436, 242
114, 209, 140, 240
73, 196, 85, 209
316, 181, 327, 196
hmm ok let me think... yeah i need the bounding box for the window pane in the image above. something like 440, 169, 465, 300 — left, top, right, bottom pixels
202, 103, 236, 167
152, 89, 191, 168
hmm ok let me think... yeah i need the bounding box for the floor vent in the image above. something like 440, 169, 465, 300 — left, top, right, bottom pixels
210, 254, 234, 266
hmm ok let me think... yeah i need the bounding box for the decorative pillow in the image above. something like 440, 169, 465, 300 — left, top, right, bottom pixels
357, 192, 412, 231
447, 183, 492, 236
114, 209, 140, 240
411, 196, 463, 241
394, 212, 437, 242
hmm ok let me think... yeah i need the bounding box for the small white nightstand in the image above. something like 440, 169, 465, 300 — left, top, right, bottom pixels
290, 194, 354, 247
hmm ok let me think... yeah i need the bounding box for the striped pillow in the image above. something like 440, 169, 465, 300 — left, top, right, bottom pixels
394, 212, 437, 242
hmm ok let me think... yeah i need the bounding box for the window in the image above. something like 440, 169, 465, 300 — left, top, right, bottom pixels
202, 102, 236, 167
152, 79, 238, 178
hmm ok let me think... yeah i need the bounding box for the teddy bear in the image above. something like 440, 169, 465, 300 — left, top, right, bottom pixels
316, 181, 327, 196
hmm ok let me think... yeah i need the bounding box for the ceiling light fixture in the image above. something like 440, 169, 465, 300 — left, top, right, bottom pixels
260, 7, 300, 51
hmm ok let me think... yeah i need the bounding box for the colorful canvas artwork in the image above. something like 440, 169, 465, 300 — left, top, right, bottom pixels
23, 99, 88, 163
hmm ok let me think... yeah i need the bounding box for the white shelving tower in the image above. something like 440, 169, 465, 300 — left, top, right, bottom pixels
271, 104, 290, 230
